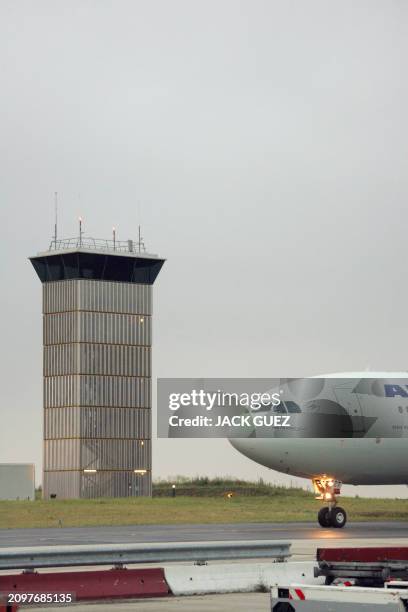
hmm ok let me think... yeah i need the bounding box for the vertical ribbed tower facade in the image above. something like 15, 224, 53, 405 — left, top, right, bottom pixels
30, 239, 164, 499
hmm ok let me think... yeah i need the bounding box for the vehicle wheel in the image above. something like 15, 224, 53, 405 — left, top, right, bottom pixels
331, 506, 347, 528
318, 506, 332, 527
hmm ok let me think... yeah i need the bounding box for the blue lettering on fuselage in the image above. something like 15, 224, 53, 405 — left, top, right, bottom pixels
384, 384, 408, 398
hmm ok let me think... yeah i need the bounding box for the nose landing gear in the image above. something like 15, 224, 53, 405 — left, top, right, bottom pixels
313, 477, 347, 528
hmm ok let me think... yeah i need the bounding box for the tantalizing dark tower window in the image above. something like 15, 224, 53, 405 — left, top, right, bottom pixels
31, 251, 164, 284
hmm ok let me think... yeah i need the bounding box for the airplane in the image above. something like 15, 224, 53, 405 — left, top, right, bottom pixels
229, 372, 408, 529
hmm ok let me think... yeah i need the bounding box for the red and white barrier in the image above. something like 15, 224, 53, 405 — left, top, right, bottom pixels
0, 561, 322, 600
164, 561, 322, 596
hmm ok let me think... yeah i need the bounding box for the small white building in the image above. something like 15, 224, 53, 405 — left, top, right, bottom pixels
0, 464, 35, 500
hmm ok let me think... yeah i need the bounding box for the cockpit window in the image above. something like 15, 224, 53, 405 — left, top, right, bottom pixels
285, 401, 301, 413
259, 401, 299, 414
273, 403, 287, 414
257, 402, 273, 412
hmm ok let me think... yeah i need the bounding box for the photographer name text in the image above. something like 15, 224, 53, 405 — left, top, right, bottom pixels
168, 414, 291, 427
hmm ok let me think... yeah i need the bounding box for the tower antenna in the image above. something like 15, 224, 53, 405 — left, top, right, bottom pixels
54, 192, 58, 249
79, 216, 83, 247
137, 225, 146, 252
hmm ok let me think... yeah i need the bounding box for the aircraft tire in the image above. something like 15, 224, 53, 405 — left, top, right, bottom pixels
331, 506, 347, 528
317, 506, 332, 527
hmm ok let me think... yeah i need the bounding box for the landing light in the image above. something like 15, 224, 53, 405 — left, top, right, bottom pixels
83, 469, 97, 473
134, 469, 147, 475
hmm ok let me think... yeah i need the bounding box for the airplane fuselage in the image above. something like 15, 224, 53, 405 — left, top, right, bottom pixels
229, 373, 408, 485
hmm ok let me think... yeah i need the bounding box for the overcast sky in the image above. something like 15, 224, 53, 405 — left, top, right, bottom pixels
1, 1, 408, 497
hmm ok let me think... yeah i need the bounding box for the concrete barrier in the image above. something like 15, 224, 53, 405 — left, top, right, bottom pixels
0, 568, 170, 601
164, 561, 324, 596
0, 560, 322, 600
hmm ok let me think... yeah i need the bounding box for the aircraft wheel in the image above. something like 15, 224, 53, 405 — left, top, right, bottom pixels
317, 506, 332, 527
331, 506, 347, 528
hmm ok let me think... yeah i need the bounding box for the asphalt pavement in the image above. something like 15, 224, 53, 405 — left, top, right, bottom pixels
1, 521, 408, 547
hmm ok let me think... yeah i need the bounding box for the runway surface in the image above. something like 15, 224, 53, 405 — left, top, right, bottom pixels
36, 594, 270, 612
1, 521, 408, 547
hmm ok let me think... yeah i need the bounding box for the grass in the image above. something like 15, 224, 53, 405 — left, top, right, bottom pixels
0, 478, 407, 529
153, 477, 312, 497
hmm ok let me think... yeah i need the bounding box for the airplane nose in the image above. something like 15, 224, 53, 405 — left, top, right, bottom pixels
228, 437, 288, 472
228, 437, 264, 463
228, 437, 252, 454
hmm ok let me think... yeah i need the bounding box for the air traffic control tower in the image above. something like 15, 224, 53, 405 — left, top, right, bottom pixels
30, 232, 164, 499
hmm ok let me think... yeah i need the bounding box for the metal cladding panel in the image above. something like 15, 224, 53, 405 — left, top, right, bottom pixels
44, 312, 78, 344
44, 407, 151, 439
41, 278, 154, 499
44, 312, 151, 346
44, 470, 81, 499
44, 439, 151, 470
81, 439, 151, 470
44, 407, 81, 438
79, 376, 151, 408
79, 407, 151, 438
44, 470, 152, 498
42, 469, 152, 499
43, 281, 78, 313
79, 345, 151, 377
79, 280, 152, 314
44, 345, 151, 377
44, 439, 81, 470
44, 344, 77, 376
44, 376, 150, 408
79, 312, 151, 345
43, 280, 152, 314
44, 376, 79, 408
80, 471, 151, 498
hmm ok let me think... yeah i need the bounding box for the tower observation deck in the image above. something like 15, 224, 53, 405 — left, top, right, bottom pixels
30, 233, 165, 499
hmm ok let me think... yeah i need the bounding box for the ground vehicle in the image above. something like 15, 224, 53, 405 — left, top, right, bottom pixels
271, 584, 408, 611
271, 547, 408, 610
